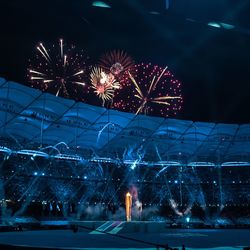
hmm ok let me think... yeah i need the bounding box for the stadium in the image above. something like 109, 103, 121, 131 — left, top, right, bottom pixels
1, 1, 250, 249
0, 77, 249, 248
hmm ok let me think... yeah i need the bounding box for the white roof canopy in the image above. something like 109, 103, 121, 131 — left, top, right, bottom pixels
1, 77, 250, 164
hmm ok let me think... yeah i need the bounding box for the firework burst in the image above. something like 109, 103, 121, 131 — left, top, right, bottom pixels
113, 63, 183, 117
90, 67, 120, 105
98, 50, 134, 82
28, 39, 90, 98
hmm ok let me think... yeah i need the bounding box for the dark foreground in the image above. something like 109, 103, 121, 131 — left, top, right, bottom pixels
0, 228, 249, 249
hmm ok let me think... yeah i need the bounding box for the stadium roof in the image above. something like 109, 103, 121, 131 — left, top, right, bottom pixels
1, 77, 250, 165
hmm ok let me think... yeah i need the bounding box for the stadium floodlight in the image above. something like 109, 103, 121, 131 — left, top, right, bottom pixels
90, 157, 115, 163
207, 22, 235, 30
207, 22, 221, 28
16, 150, 49, 159
187, 162, 215, 167
123, 160, 148, 165
0, 146, 12, 154
52, 154, 83, 162
221, 161, 250, 167
220, 22, 235, 30
92, 1, 111, 8
154, 161, 181, 166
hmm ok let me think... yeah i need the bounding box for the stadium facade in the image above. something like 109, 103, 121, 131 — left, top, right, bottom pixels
0, 77, 249, 224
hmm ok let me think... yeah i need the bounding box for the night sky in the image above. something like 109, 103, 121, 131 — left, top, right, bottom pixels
1, 0, 250, 123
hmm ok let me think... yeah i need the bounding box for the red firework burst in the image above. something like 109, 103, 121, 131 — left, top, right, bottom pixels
98, 50, 135, 82
113, 63, 183, 117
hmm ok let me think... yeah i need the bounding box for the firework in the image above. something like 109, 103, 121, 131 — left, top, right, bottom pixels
113, 63, 183, 117
98, 50, 134, 81
28, 39, 90, 98
125, 192, 132, 221
90, 67, 120, 105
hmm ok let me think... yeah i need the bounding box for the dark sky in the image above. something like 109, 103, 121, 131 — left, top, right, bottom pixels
1, 0, 250, 123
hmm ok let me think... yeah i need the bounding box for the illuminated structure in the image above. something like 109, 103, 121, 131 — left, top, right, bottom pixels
0, 77, 249, 223
125, 192, 132, 221
1, 77, 249, 164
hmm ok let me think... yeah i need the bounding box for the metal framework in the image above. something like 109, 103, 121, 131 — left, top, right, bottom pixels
1, 77, 250, 165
